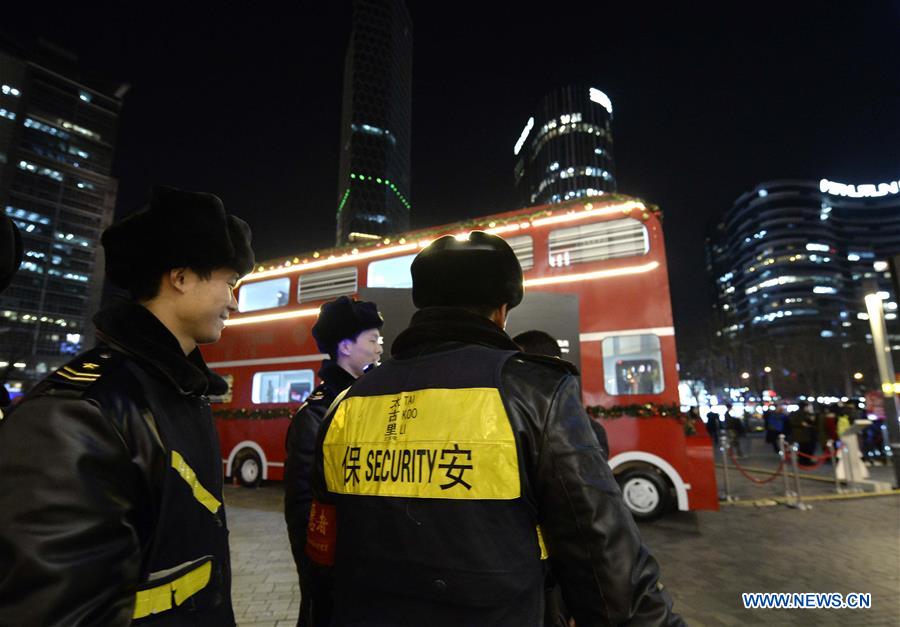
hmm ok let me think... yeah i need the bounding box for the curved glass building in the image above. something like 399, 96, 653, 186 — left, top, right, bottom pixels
514, 85, 616, 206
709, 178, 900, 391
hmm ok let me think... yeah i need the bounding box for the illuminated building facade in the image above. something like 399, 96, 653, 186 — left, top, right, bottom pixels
336, 0, 412, 245
514, 84, 616, 207
0, 46, 122, 394
709, 178, 900, 391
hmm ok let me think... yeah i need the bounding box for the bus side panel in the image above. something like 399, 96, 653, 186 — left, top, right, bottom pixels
685, 433, 719, 510
217, 415, 293, 481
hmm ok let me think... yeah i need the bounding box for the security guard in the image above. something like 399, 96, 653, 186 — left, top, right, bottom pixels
284, 296, 383, 626
0, 187, 254, 625
307, 232, 682, 626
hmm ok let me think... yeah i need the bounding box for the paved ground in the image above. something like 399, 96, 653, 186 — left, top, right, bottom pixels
225, 442, 900, 626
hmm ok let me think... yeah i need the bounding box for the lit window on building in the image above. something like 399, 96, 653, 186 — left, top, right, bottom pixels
78, 90, 92, 103
1, 84, 21, 97
0, 108, 15, 121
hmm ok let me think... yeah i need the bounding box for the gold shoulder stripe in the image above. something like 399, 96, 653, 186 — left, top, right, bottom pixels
56, 369, 101, 382
170, 451, 222, 514
63, 366, 101, 378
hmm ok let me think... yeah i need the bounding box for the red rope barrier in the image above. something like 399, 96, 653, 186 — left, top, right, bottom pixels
727, 448, 785, 484
791, 448, 834, 470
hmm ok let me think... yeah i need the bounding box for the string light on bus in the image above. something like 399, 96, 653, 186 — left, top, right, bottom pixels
531, 201, 645, 228
524, 261, 659, 287
224, 307, 321, 327
243, 199, 650, 283
247, 242, 420, 281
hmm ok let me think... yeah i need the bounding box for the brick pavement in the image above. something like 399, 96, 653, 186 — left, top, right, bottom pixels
225, 474, 900, 626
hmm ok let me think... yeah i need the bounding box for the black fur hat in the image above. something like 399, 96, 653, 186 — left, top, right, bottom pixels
411, 231, 524, 309
1, 215, 23, 293
312, 296, 384, 357
101, 186, 255, 294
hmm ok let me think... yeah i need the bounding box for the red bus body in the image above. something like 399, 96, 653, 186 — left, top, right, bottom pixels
202, 196, 718, 514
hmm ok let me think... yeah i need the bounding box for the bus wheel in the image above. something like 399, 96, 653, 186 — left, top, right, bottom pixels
234, 449, 262, 488
617, 467, 672, 521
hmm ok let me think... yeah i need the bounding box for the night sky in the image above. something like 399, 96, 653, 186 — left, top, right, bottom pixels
4, 2, 900, 349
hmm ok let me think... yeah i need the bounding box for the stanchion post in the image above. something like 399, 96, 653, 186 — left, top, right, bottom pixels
844, 435, 857, 493
778, 434, 794, 500
827, 439, 841, 494
789, 442, 812, 510
719, 434, 735, 502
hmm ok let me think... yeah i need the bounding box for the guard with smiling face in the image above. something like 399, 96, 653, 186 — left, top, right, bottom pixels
0, 186, 254, 625
284, 295, 383, 627
307, 231, 682, 626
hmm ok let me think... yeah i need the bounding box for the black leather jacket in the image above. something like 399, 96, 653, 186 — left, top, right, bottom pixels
0, 300, 234, 626
310, 307, 681, 627
284, 360, 353, 626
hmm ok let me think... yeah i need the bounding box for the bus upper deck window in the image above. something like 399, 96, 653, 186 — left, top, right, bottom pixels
238, 277, 290, 313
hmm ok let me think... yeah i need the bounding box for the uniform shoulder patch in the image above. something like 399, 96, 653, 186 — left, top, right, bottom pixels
47, 347, 122, 390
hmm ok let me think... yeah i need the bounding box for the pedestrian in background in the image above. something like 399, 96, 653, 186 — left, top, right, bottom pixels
284, 296, 383, 627
307, 232, 682, 626
0, 187, 253, 624
790, 402, 818, 465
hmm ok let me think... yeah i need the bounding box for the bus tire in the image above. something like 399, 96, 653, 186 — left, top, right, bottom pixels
234, 449, 262, 488
616, 466, 672, 521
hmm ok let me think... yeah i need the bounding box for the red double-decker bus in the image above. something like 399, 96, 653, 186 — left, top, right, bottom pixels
202, 195, 718, 518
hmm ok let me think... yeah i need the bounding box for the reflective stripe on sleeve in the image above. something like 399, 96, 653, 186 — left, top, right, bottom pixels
132, 560, 212, 619
171, 450, 222, 514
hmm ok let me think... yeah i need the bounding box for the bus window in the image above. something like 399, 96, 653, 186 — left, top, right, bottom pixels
252, 369, 315, 404
298, 266, 358, 303
504, 235, 533, 270
548, 217, 648, 266
367, 254, 416, 288
238, 277, 290, 312
601, 334, 664, 395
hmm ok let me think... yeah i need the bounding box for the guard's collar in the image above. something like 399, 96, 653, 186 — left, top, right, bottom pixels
93, 298, 226, 396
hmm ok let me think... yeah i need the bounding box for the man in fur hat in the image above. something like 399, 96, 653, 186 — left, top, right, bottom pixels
284, 295, 383, 627
306, 232, 681, 626
0, 186, 254, 625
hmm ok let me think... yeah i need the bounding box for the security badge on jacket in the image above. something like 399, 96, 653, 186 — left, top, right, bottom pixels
323, 387, 520, 500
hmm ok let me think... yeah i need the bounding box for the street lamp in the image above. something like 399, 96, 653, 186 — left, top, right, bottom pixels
741, 371, 750, 380
864, 281, 900, 487
763, 366, 772, 373
853, 372, 864, 381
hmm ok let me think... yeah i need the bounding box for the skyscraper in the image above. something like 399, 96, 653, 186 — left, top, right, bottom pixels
708, 177, 900, 392
336, 0, 412, 245
514, 84, 616, 207
0, 43, 123, 396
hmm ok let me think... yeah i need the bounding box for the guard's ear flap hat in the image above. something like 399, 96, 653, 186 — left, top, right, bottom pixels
411, 231, 524, 309
101, 185, 255, 293
0, 215, 23, 294
312, 296, 384, 356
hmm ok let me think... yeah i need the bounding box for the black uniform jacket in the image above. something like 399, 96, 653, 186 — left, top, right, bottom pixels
284, 359, 355, 563
0, 299, 234, 626
310, 307, 682, 627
